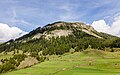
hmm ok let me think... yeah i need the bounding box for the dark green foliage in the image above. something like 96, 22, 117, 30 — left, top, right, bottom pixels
1, 58, 8, 63
0, 65, 2, 73
111, 38, 120, 48
30, 52, 38, 57
8, 58, 16, 65
0, 54, 27, 73
12, 29, 105, 55
73, 29, 94, 38
13, 54, 27, 63
36, 56, 46, 62
0, 40, 19, 52
1, 62, 15, 72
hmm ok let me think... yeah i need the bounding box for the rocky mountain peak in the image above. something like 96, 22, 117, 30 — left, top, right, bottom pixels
44, 21, 96, 32
16, 21, 109, 42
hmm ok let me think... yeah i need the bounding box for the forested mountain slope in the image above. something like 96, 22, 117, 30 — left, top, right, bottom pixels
0, 21, 119, 54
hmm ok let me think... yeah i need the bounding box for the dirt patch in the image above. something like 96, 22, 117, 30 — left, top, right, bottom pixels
17, 56, 38, 69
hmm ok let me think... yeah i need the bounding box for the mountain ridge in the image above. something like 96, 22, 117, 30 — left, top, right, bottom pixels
15, 21, 116, 42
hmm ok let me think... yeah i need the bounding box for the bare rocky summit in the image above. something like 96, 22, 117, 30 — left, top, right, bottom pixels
32, 21, 102, 39
15, 21, 116, 43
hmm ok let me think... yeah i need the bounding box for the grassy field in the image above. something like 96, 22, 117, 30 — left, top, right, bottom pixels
1, 49, 120, 75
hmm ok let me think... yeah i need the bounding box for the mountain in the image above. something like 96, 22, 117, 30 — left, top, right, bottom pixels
0, 21, 120, 73
0, 21, 119, 54
15, 21, 116, 42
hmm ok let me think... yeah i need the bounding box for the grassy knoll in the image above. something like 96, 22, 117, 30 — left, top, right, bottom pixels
1, 49, 120, 75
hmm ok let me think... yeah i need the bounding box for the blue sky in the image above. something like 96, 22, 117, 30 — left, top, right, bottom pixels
0, 0, 119, 31
0, 0, 120, 41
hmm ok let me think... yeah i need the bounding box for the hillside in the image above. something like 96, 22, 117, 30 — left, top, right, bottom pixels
0, 21, 120, 74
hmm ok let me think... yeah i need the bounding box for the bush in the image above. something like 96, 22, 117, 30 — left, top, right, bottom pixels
1, 58, 8, 63
1, 62, 15, 73
30, 52, 38, 57
13, 54, 27, 63
0, 54, 27, 73
36, 56, 45, 62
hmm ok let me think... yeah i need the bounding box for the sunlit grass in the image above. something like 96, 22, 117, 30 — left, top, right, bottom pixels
1, 49, 120, 75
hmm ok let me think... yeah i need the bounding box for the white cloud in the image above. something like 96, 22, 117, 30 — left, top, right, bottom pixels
110, 16, 120, 35
91, 16, 120, 36
91, 20, 110, 33
0, 23, 27, 42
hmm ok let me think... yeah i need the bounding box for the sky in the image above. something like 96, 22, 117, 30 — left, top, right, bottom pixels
0, 0, 120, 41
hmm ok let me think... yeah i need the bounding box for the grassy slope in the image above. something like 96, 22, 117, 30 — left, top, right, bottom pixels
1, 49, 120, 75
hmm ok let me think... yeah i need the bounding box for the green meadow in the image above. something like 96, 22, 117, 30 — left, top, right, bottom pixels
1, 49, 120, 75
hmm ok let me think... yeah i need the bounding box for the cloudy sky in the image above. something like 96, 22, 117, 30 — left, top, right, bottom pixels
0, 0, 120, 41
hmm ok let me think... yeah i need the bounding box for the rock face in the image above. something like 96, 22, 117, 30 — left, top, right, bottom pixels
44, 30, 72, 39
32, 21, 102, 39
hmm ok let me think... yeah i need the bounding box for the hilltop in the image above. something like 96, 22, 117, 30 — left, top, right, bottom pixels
15, 21, 117, 42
